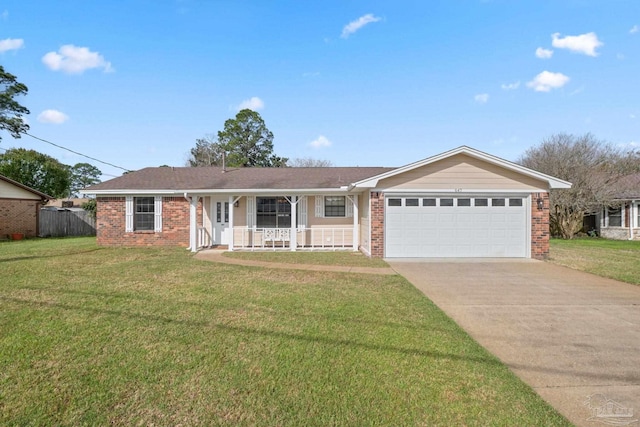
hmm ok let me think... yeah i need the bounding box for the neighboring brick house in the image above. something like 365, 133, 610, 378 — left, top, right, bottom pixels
0, 174, 51, 239
86, 146, 571, 259
590, 173, 640, 240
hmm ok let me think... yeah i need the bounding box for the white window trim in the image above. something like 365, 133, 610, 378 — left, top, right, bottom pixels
125, 196, 162, 232
604, 205, 624, 228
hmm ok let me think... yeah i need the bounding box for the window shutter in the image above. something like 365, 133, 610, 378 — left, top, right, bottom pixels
154, 196, 163, 232
246, 196, 255, 228
125, 196, 133, 232
346, 196, 354, 218
299, 197, 307, 228
315, 196, 323, 218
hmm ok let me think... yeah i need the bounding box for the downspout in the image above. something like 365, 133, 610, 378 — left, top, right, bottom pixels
630, 201, 636, 241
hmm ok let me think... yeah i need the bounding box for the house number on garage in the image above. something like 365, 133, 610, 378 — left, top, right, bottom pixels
454, 188, 463, 192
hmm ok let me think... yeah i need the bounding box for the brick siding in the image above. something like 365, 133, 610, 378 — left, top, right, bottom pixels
97, 196, 199, 247
531, 192, 550, 260
0, 198, 41, 238
369, 191, 385, 258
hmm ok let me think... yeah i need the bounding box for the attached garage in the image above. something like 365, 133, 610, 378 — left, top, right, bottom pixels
385, 194, 528, 258
351, 146, 572, 259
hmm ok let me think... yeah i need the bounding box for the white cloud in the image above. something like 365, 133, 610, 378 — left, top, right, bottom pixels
501, 81, 520, 90
309, 135, 332, 149
630, 25, 639, 34
341, 14, 381, 39
527, 71, 570, 92
42, 44, 113, 74
0, 38, 24, 53
237, 97, 264, 111
474, 93, 489, 104
551, 32, 603, 56
37, 109, 69, 124
535, 47, 553, 59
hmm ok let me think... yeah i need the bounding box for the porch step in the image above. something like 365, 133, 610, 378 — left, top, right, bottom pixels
208, 245, 228, 250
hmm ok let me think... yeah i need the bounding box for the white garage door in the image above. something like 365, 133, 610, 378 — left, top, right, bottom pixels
385, 195, 528, 258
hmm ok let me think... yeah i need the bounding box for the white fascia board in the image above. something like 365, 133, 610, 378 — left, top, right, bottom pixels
88, 190, 177, 196
351, 146, 572, 190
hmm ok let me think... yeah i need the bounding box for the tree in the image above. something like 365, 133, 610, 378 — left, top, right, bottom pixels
0, 148, 71, 198
0, 66, 30, 141
217, 109, 287, 167
82, 199, 97, 218
518, 133, 638, 239
70, 162, 102, 196
287, 157, 334, 167
186, 135, 223, 167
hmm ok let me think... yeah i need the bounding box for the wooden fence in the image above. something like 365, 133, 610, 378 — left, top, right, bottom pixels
39, 209, 96, 237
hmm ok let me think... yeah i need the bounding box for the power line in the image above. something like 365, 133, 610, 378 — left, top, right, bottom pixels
24, 132, 132, 172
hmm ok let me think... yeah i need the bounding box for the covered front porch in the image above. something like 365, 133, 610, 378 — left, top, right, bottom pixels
185, 193, 363, 252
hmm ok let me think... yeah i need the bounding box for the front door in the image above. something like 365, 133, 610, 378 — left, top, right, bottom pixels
212, 198, 229, 245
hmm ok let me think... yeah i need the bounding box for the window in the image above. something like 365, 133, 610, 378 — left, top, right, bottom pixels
457, 198, 471, 207
216, 202, 229, 223
474, 198, 488, 207
440, 198, 454, 207
405, 198, 419, 207
492, 198, 505, 207
423, 198, 436, 207
388, 198, 402, 207
509, 198, 523, 207
257, 197, 291, 228
608, 207, 622, 227
324, 196, 346, 217
134, 197, 155, 231
126, 196, 161, 233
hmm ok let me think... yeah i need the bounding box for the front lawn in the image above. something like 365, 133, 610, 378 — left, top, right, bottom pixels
549, 238, 640, 285
1, 238, 568, 426
222, 250, 389, 268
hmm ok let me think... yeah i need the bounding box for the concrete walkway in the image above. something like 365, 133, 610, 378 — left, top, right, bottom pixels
388, 259, 640, 427
194, 250, 396, 275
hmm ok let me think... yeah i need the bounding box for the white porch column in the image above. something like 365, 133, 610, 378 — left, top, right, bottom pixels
350, 195, 359, 251
189, 195, 198, 252
228, 195, 235, 251
290, 196, 297, 251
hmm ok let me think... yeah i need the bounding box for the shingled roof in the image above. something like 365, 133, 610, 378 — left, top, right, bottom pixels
614, 173, 640, 199
87, 166, 396, 193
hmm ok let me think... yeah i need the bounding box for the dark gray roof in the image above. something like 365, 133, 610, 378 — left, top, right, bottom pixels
615, 173, 640, 199
87, 166, 396, 192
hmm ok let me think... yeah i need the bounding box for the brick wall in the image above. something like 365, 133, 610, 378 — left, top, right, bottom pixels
97, 196, 196, 247
0, 198, 40, 238
370, 191, 385, 258
531, 192, 550, 260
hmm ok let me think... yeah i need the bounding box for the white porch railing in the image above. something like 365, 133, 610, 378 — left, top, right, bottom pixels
197, 226, 211, 248
234, 227, 353, 251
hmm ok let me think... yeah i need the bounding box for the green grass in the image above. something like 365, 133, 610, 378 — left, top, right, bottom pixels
222, 250, 389, 268
0, 237, 568, 426
549, 238, 640, 285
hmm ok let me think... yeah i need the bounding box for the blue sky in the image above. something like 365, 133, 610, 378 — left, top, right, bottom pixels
1, 1, 639, 179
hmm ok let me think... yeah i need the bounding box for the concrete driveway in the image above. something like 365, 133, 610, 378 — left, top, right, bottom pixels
388, 259, 640, 427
